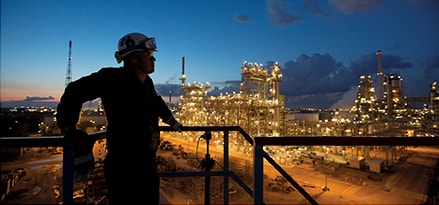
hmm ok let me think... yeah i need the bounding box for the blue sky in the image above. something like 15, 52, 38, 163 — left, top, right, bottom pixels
1, 0, 438, 109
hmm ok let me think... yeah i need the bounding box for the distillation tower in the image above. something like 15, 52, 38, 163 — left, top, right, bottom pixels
178, 56, 211, 127
353, 75, 377, 123
384, 74, 404, 118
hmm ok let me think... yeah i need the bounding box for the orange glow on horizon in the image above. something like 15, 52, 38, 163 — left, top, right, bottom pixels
1, 89, 61, 102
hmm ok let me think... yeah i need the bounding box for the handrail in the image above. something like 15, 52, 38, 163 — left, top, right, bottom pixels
1, 131, 106, 204
2, 127, 438, 204
160, 126, 254, 144
254, 135, 438, 146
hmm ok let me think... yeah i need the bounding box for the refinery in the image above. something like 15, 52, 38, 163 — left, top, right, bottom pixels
171, 51, 438, 159
176, 51, 438, 137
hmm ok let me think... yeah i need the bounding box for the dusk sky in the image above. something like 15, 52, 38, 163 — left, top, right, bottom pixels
1, 0, 438, 109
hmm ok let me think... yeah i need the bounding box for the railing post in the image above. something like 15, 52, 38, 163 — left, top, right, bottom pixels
253, 141, 264, 204
223, 130, 229, 204
62, 135, 74, 204
203, 131, 212, 205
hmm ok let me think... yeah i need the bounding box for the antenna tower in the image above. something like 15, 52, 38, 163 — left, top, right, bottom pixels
65, 40, 72, 87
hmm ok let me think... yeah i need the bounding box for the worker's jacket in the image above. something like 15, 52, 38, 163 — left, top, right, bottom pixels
56, 67, 176, 160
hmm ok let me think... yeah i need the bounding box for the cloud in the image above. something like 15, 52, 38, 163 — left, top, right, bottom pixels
207, 81, 241, 96
329, 86, 357, 109
279, 53, 352, 109
266, 0, 301, 27
24, 96, 55, 101
329, 0, 380, 14
234, 13, 251, 23
279, 51, 413, 109
381, 55, 412, 70
301, 0, 324, 16
348, 52, 412, 77
281, 53, 348, 96
1, 96, 57, 108
285, 94, 337, 109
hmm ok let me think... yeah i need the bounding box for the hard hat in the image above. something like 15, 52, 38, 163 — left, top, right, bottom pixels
114, 32, 157, 63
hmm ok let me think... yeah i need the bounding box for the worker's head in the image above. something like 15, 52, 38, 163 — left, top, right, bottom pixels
114, 32, 157, 64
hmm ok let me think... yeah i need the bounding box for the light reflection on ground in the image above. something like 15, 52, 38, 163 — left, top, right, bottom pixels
26, 157, 62, 164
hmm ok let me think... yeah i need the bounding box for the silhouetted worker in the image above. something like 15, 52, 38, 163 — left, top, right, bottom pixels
56, 32, 182, 204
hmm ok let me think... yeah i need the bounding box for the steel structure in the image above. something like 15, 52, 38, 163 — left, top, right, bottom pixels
179, 61, 285, 137
65, 40, 72, 87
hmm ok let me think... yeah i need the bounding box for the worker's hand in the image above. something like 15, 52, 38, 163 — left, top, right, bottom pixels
165, 117, 183, 132
172, 122, 183, 132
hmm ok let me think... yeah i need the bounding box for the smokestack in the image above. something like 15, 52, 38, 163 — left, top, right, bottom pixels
169, 90, 172, 104
180, 56, 186, 98
376, 50, 384, 101
182, 56, 185, 76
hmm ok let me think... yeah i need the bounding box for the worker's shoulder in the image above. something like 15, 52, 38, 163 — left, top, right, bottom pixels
98, 67, 123, 72
95, 67, 127, 76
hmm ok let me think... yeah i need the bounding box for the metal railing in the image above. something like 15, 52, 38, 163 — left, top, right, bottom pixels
1, 130, 105, 204
1, 126, 438, 204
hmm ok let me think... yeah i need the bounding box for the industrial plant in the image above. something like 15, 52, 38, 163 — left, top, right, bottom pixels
172, 50, 438, 162
177, 51, 438, 136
